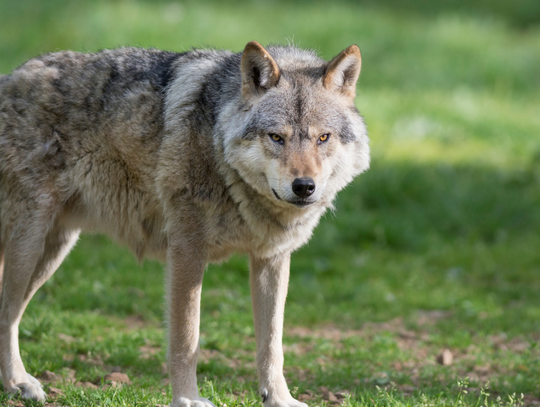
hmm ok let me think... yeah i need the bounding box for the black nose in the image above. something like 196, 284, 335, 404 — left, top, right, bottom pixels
292, 177, 316, 198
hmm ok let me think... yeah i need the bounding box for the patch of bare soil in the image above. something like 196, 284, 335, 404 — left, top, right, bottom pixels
139, 344, 162, 359
37, 367, 133, 393
123, 314, 158, 330
297, 387, 352, 405
198, 348, 254, 370
287, 311, 448, 343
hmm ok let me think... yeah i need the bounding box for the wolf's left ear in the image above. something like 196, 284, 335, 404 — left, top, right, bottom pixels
323, 45, 362, 99
241, 41, 281, 101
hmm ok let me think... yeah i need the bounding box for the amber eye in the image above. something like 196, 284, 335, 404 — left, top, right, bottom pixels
318, 133, 330, 144
269, 134, 284, 145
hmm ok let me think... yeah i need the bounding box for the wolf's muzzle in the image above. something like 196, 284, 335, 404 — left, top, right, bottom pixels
292, 177, 316, 198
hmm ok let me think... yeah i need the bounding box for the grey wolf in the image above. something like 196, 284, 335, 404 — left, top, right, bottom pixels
0, 41, 369, 406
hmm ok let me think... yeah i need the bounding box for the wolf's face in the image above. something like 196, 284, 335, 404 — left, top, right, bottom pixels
222, 42, 369, 209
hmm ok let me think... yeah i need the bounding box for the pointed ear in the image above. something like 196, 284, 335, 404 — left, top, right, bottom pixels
323, 45, 362, 99
241, 41, 280, 100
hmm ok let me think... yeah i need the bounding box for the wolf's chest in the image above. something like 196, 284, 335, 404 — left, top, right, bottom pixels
202, 202, 324, 261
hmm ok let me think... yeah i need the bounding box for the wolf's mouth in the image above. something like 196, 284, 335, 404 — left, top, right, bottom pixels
272, 189, 314, 208
291, 200, 314, 207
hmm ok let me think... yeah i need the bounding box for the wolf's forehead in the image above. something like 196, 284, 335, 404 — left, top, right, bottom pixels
260, 85, 345, 131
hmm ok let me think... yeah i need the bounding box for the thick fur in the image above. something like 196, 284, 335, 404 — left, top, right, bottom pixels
0, 42, 369, 406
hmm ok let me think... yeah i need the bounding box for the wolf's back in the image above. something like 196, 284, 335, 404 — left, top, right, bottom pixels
0, 49, 191, 167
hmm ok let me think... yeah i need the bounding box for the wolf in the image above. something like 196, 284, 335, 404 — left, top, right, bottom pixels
0, 41, 369, 406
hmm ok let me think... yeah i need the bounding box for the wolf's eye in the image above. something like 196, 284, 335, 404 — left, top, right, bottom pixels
318, 133, 331, 144
269, 134, 284, 145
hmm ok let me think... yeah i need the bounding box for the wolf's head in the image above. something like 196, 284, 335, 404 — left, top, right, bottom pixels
221, 41, 369, 209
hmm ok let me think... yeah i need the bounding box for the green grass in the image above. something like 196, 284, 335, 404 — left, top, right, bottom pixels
1, 0, 540, 406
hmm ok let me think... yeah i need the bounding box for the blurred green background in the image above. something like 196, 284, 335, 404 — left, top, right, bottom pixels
1, 0, 540, 404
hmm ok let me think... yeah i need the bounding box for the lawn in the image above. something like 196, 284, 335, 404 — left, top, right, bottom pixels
1, 0, 539, 406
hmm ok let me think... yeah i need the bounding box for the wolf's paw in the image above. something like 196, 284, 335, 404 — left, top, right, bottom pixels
172, 396, 217, 407
7, 374, 46, 401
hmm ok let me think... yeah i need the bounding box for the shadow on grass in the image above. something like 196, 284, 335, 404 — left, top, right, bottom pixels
327, 159, 540, 251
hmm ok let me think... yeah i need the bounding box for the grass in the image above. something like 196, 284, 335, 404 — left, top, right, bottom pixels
1, 0, 540, 406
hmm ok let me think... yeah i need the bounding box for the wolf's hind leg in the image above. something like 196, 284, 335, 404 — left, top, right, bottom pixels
0, 210, 79, 401
24, 227, 80, 306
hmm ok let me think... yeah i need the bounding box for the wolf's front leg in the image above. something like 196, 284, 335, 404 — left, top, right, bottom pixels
250, 254, 308, 407
167, 238, 216, 407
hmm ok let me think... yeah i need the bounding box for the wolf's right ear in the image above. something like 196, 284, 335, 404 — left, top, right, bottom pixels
241, 41, 280, 101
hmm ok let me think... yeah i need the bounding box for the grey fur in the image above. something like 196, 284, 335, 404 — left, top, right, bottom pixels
0, 42, 369, 406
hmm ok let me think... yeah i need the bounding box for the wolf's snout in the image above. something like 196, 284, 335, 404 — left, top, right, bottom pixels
292, 177, 316, 198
